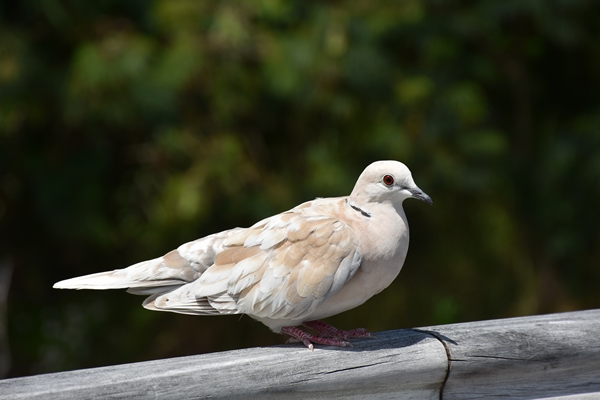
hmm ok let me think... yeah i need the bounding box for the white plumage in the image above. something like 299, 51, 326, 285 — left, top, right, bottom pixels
54, 160, 432, 349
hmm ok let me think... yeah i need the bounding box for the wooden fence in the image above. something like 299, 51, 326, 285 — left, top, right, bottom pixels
1, 309, 599, 399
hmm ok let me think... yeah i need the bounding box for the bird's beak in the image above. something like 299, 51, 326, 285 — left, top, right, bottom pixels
410, 187, 433, 205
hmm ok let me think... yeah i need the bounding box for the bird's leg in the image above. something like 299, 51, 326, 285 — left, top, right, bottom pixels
281, 326, 351, 350
303, 320, 376, 340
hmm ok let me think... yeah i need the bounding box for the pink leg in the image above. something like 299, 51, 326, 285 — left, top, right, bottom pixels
303, 320, 376, 340
281, 326, 351, 351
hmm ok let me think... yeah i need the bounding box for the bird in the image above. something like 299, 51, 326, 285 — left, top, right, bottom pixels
54, 160, 432, 350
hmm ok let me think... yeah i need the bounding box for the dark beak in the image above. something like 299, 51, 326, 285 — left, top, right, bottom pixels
410, 187, 433, 205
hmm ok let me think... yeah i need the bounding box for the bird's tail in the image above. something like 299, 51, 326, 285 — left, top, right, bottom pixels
53, 251, 198, 295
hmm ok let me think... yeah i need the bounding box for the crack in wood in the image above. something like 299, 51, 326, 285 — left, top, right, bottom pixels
323, 361, 387, 375
467, 354, 532, 362
411, 329, 452, 400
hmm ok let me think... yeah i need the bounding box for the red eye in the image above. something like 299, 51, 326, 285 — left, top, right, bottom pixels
383, 174, 394, 186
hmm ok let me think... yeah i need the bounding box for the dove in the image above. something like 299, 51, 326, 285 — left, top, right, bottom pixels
54, 160, 432, 350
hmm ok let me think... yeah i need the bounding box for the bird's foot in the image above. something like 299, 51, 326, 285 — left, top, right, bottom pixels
281, 326, 352, 351
303, 320, 376, 340
282, 321, 376, 350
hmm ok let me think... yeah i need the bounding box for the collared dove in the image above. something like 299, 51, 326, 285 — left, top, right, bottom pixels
54, 160, 432, 350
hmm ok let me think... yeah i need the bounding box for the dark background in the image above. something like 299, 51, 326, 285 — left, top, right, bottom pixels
1, 0, 599, 378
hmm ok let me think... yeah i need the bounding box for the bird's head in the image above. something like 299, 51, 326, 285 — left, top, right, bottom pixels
350, 160, 432, 206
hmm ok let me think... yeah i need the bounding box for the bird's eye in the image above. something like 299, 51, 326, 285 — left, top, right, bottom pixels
383, 174, 395, 186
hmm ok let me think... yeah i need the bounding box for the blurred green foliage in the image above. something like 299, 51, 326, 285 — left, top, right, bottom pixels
1, 0, 599, 377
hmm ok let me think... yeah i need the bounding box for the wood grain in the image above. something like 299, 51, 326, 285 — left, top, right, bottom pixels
423, 309, 600, 399
0, 329, 446, 400
1, 309, 599, 399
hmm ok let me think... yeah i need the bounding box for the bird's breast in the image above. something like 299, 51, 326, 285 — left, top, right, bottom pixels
306, 206, 410, 321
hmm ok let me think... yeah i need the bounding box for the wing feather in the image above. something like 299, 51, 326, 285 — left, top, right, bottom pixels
232, 215, 362, 320
75, 198, 362, 321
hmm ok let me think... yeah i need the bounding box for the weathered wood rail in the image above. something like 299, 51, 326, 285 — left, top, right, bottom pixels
2, 309, 600, 399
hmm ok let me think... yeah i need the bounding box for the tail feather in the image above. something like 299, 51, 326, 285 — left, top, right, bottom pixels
126, 285, 182, 296
52, 231, 248, 316
53, 229, 244, 293
53, 269, 184, 290
142, 290, 222, 315
53, 251, 200, 291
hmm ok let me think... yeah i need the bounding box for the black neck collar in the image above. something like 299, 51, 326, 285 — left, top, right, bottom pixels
346, 198, 371, 218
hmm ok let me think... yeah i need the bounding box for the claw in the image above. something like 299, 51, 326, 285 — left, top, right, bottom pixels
282, 321, 376, 350
282, 326, 356, 350
303, 320, 375, 340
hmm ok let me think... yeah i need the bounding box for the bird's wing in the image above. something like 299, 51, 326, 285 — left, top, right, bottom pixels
147, 199, 363, 320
